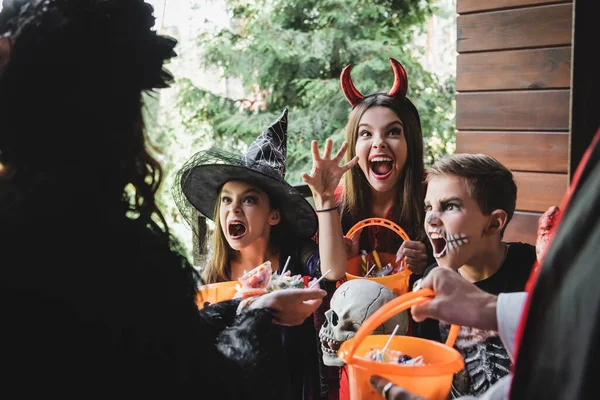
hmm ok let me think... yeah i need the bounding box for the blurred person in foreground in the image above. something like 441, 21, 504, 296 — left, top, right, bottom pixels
0, 0, 324, 398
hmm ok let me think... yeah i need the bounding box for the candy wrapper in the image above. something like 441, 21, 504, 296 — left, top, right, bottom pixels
367, 349, 425, 366
270, 270, 305, 290
234, 261, 274, 299
372, 263, 394, 277
234, 261, 307, 300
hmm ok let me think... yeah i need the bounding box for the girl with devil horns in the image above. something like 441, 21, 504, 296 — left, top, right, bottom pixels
338, 57, 432, 276
310, 58, 435, 399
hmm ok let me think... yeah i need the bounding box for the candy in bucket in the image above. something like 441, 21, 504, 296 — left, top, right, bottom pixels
346, 218, 413, 297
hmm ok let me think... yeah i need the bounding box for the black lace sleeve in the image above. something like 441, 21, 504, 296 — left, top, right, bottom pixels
216, 307, 279, 367
198, 299, 242, 330
213, 307, 291, 399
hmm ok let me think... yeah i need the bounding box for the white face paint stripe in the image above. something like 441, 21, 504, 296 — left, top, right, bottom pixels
428, 229, 469, 258
446, 232, 468, 254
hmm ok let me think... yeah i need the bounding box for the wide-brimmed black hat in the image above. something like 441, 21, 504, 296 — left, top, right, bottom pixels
173, 108, 318, 239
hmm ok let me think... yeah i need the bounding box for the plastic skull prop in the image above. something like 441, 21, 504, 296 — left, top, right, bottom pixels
319, 279, 408, 366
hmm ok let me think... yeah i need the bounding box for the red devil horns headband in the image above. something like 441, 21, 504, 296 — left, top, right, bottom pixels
340, 57, 408, 108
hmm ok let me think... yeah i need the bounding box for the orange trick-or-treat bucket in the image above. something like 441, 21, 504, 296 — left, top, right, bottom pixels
345, 218, 413, 296
196, 280, 239, 309
338, 289, 464, 400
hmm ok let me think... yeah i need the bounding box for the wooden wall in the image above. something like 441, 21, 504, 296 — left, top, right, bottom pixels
455, 0, 573, 244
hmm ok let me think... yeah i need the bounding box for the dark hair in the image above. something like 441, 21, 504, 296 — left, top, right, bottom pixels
427, 153, 517, 234
0, 0, 177, 235
341, 93, 426, 241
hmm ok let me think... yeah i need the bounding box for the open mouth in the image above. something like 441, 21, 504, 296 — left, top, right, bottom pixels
369, 156, 394, 180
320, 337, 341, 355
429, 229, 448, 258
228, 221, 247, 239
429, 229, 469, 258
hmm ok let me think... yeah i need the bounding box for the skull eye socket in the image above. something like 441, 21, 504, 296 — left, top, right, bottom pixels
332, 311, 339, 326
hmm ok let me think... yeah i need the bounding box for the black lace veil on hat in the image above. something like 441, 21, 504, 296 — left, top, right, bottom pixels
173, 108, 318, 240
0, 0, 177, 167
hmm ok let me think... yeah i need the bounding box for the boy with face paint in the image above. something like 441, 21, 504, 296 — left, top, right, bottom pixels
418, 154, 537, 398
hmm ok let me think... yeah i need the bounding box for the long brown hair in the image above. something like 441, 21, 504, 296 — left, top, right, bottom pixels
341, 94, 425, 241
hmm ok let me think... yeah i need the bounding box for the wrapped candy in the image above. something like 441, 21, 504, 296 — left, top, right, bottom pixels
367, 348, 394, 363
234, 259, 330, 313
235, 259, 309, 299
270, 270, 305, 290
234, 261, 274, 299
367, 349, 425, 366
373, 263, 394, 277
238, 261, 272, 289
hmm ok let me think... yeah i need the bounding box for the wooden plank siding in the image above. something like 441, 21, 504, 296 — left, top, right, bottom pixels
456, 90, 570, 131
456, 132, 569, 173
457, 47, 571, 91
513, 171, 568, 212
457, 4, 572, 53
504, 211, 542, 244
455, 0, 573, 245
458, 0, 572, 14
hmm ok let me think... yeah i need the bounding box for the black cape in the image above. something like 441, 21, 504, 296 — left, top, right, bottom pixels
510, 131, 600, 399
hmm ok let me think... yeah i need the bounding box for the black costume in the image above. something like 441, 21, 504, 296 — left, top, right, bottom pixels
418, 243, 536, 398
0, 0, 297, 398
510, 129, 600, 399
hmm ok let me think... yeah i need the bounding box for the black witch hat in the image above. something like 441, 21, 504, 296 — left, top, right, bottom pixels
174, 108, 318, 240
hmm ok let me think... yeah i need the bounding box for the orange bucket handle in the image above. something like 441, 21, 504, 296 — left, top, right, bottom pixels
339, 288, 460, 361
346, 218, 411, 272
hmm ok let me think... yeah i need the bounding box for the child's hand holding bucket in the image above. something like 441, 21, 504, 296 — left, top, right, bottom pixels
343, 234, 360, 260
395, 240, 428, 275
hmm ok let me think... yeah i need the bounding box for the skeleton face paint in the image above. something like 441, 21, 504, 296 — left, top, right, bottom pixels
424, 174, 490, 270
318, 279, 408, 366
428, 228, 468, 258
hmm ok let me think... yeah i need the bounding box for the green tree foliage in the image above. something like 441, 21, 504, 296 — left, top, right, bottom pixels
177, 0, 456, 183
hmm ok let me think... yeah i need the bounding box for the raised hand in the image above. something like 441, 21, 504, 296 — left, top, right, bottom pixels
301, 138, 358, 203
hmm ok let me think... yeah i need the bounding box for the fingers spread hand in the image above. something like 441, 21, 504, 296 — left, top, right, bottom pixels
323, 138, 333, 159
342, 155, 359, 172
334, 141, 349, 163
311, 140, 322, 161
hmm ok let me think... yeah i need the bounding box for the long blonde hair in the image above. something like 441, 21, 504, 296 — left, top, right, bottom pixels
341, 94, 425, 241
202, 199, 234, 284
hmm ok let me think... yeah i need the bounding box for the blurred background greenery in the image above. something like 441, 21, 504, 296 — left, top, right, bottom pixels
143, 0, 456, 261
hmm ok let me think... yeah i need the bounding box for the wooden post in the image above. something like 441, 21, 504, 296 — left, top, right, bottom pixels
569, 0, 600, 178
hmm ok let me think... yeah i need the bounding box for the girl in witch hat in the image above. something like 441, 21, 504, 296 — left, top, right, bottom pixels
174, 108, 353, 399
